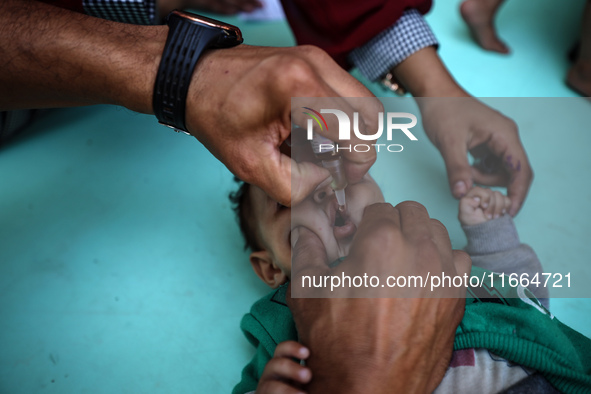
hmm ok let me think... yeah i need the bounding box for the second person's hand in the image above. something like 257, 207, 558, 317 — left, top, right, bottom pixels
420, 95, 533, 216
288, 201, 471, 393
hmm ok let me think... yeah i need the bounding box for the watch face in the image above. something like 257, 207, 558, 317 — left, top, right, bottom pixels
172, 10, 243, 47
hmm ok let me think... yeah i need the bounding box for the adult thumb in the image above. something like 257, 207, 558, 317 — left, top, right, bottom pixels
439, 143, 473, 199
291, 227, 330, 288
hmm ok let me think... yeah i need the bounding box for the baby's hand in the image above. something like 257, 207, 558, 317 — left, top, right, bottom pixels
256, 341, 311, 394
459, 186, 511, 226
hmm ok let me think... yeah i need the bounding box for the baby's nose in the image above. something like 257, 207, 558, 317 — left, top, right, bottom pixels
313, 183, 333, 204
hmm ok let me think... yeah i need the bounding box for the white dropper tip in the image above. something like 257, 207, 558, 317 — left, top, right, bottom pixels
335, 189, 346, 208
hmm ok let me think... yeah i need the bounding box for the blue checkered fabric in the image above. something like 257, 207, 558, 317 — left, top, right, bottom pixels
349, 9, 439, 82
83, 0, 157, 25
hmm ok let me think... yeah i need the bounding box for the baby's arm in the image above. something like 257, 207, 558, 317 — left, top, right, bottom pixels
459, 187, 549, 307
256, 341, 311, 394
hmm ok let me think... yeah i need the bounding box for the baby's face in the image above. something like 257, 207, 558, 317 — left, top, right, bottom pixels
250, 174, 385, 276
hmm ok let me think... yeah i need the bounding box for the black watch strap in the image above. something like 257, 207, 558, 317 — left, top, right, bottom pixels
153, 15, 220, 133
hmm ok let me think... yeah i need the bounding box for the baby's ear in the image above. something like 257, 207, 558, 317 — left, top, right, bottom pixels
250, 251, 288, 289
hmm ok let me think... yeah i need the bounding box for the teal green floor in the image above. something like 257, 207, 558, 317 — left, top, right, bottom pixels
1, 1, 590, 392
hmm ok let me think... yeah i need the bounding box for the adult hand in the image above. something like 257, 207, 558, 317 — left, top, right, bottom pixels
186, 45, 380, 207
393, 46, 532, 217
0, 2, 378, 206
419, 96, 533, 216
287, 202, 471, 393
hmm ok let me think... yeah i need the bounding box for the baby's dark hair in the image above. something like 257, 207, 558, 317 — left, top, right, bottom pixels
229, 177, 263, 252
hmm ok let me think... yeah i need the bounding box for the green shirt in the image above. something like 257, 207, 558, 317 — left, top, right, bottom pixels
233, 267, 591, 394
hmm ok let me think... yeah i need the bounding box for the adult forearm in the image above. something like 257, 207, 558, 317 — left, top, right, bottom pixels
0, 0, 166, 113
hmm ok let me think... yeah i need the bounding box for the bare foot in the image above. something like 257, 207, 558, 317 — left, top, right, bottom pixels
567, 61, 591, 97
460, 0, 510, 54
459, 186, 511, 226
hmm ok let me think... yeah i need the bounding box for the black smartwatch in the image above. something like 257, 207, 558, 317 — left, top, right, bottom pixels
153, 10, 243, 134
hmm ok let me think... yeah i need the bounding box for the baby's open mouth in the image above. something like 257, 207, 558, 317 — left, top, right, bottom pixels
333, 205, 356, 240
334, 209, 347, 227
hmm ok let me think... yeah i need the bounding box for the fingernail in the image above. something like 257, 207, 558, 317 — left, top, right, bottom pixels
502, 209, 506, 215
487, 214, 493, 219
299, 346, 309, 358
473, 197, 480, 202
482, 202, 488, 208
299, 368, 311, 380
291, 228, 300, 249
453, 181, 467, 197
493, 214, 499, 219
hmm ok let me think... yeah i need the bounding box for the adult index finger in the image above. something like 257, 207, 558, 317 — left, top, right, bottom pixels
506, 158, 533, 216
